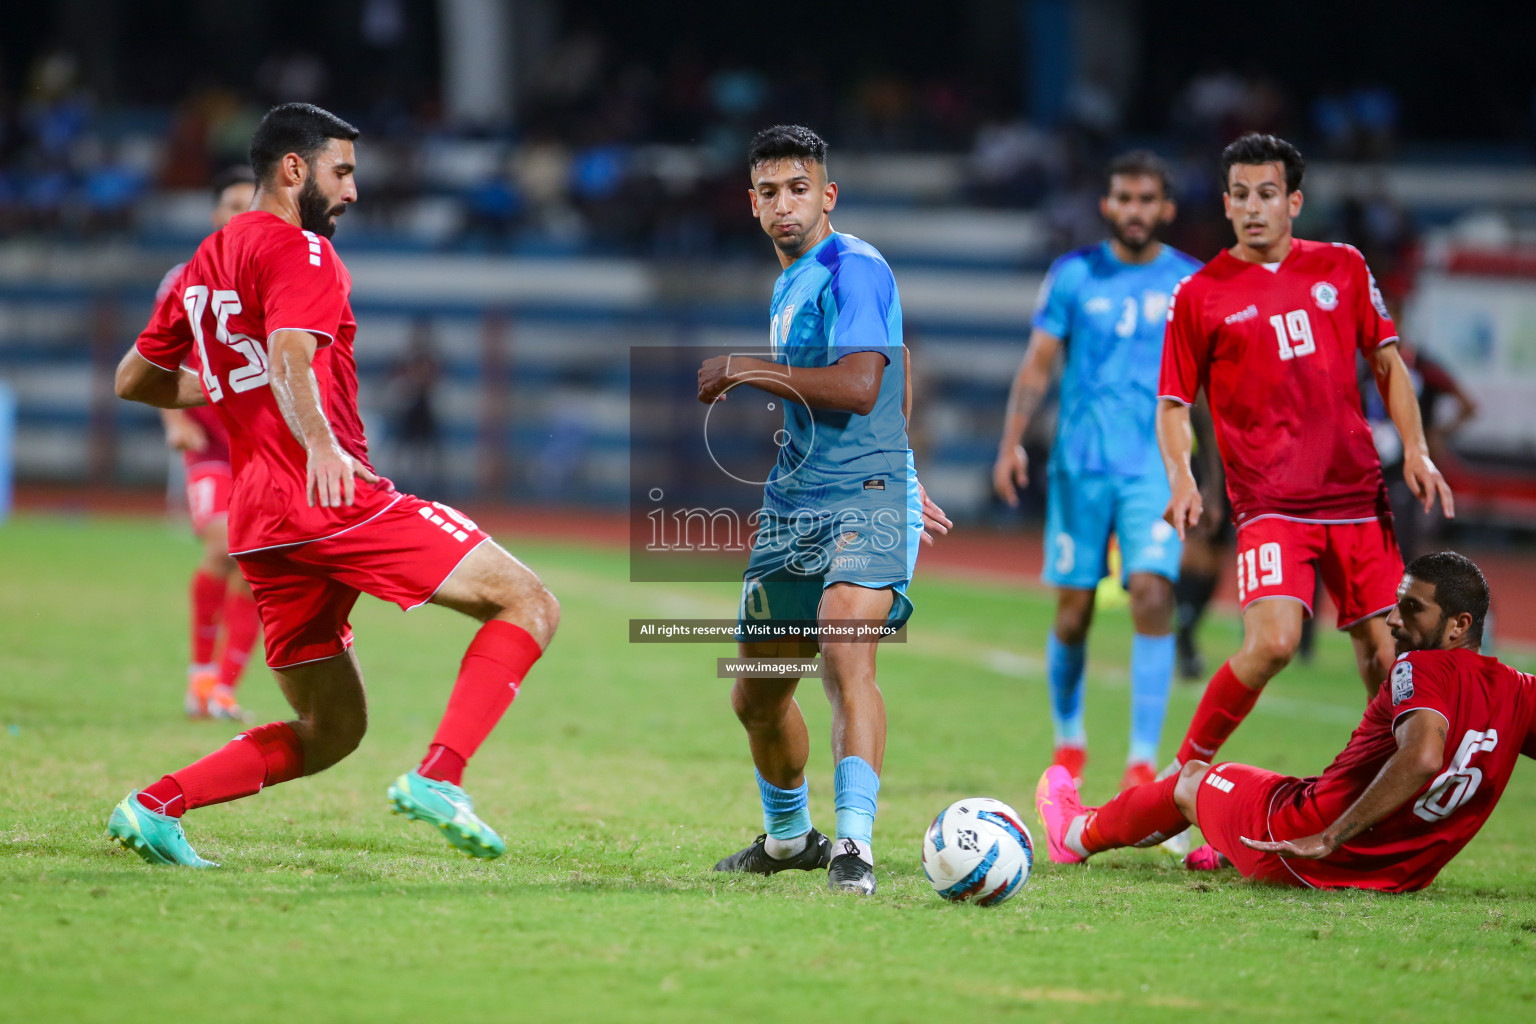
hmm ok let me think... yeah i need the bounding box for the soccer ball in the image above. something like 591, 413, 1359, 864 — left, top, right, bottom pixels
921, 797, 1034, 906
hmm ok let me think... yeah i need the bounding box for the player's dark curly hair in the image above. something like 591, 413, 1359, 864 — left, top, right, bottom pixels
1221, 132, 1305, 194
249, 103, 360, 185
210, 164, 255, 203
1405, 551, 1490, 647
747, 125, 828, 173
1104, 150, 1173, 197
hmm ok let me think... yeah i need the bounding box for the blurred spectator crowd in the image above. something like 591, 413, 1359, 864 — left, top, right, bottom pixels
0, 29, 1444, 276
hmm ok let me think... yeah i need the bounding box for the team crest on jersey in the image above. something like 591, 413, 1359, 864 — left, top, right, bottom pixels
1391, 659, 1414, 705
1142, 291, 1170, 324
1311, 282, 1339, 311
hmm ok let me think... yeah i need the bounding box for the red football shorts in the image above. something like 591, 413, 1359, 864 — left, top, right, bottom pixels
1193, 762, 1322, 887
185, 463, 233, 534
1233, 517, 1402, 628
237, 494, 492, 669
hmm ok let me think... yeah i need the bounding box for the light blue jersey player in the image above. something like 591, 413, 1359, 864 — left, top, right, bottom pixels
994, 151, 1201, 792
700, 125, 948, 896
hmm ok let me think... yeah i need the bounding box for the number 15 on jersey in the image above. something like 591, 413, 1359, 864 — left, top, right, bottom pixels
183, 285, 271, 402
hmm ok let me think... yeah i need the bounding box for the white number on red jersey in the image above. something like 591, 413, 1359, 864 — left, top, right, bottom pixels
1237, 542, 1283, 600
1413, 728, 1498, 822
1269, 309, 1316, 361
183, 286, 271, 401
182, 286, 223, 403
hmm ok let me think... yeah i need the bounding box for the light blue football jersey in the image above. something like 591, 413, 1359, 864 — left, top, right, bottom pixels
1033, 241, 1202, 476
763, 232, 913, 514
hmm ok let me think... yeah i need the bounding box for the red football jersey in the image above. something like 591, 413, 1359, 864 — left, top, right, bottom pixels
136, 211, 394, 554
1159, 239, 1396, 526
1278, 647, 1536, 892
155, 263, 231, 470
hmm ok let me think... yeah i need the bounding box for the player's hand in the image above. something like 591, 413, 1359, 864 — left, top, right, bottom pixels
164, 416, 208, 453
917, 481, 951, 546
698, 356, 736, 404
1403, 450, 1455, 519
306, 442, 380, 508
1164, 474, 1203, 541
991, 444, 1029, 507
1239, 832, 1335, 860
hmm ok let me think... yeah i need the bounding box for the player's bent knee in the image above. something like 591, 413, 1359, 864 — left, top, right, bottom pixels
730, 680, 796, 730
1127, 575, 1174, 628
1246, 628, 1299, 675
1053, 605, 1093, 645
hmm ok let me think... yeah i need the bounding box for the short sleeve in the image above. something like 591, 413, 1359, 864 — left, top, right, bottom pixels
1348, 245, 1398, 354
1030, 256, 1076, 340
135, 266, 194, 372
1157, 274, 1204, 405
825, 254, 895, 366
1387, 652, 1455, 732
259, 230, 347, 348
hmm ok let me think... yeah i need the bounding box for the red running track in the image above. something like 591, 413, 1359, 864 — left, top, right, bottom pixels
14, 486, 1536, 647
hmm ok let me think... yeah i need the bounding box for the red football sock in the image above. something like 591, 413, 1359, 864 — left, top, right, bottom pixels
137, 776, 187, 817
1176, 660, 1261, 765
418, 744, 467, 786
217, 588, 261, 690
1081, 773, 1185, 852
157, 722, 305, 814
425, 621, 543, 784
190, 570, 227, 665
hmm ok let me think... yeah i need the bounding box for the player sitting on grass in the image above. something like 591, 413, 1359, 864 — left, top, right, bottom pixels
1036, 552, 1535, 891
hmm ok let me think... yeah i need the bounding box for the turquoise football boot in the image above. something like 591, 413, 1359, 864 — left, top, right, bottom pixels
106, 793, 218, 868
387, 771, 506, 859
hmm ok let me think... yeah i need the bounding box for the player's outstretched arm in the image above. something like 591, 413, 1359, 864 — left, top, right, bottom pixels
697, 351, 885, 414
1371, 344, 1454, 518
269, 329, 379, 509
1156, 398, 1202, 540
115, 349, 207, 409
991, 329, 1060, 507
1241, 709, 1446, 859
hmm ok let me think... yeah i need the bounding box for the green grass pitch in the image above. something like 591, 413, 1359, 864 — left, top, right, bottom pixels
2, 514, 1534, 1023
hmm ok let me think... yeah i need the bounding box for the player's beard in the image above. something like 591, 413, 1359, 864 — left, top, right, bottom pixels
1110, 219, 1154, 255
1393, 615, 1448, 656
297, 176, 345, 238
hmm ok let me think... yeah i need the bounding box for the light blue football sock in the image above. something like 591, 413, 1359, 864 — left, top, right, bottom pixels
1128, 632, 1176, 764
832, 756, 880, 845
1046, 633, 1087, 746
756, 769, 812, 840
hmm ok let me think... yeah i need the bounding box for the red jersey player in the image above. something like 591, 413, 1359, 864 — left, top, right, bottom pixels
107, 103, 560, 868
159, 166, 261, 720
1037, 551, 1536, 892
1155, 133, 1453, 770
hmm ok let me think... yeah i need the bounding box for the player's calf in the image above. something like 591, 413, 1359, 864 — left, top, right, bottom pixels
274, 652, 369, 775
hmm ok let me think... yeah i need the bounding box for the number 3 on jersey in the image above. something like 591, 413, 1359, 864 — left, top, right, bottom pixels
183, 284, 271, 402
